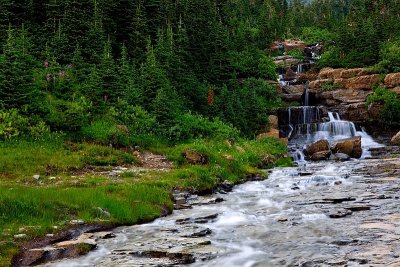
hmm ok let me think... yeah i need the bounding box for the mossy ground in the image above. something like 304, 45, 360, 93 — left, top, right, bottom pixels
0, 136, 290, 266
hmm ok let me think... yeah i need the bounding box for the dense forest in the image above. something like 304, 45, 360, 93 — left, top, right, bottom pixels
0, 0, 399, 143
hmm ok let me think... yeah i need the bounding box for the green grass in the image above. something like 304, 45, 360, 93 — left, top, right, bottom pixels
0, 136, 290, 266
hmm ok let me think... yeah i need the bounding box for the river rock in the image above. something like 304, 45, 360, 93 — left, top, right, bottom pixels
183, 150, 208, 165
331, 153, 351, 161
311, 150, 331, 161
332, 137, 362, 159
328, 208, 353, 218
346, 74, 379, 90
391, 131, 400, 146
384, 72, 400, 88
304, 139, 330, 157
176, 213, 219, 224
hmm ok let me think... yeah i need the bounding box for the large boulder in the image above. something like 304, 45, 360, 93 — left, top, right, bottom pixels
332, 136, 362, 159
319, 68, 344, 79
304, 139, 330, 157
391, 131, 400, 146
384, 73, 400, 88
311, 150, 331, 161
346, 74, 379, 90
339, 68, 366, 79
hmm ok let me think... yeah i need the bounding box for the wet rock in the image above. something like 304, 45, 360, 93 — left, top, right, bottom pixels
391, 131, 400, 146
311, 150, 331, 161
332, 136, 362, 159
221, 180, 233, 191
328, 208, 353, 218
384, 72, 400, 88
282, 84, 305, 95
183, 150, 208, 165
181, 228, 212, 238
330, 153, 351, 161
322, 197, 356, 204
368, 146, 400, 157
174, 204, 192, 210
304, 139, 330, 157
55, 233, 97, 249
345, 205, 371, 212
176, 213, 219, 224
94, 232, 116, 239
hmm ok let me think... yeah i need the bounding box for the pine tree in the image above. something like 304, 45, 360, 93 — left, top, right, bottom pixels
139, 40, 172, 110
0, 25, 37, 108
128, 1, 148, 62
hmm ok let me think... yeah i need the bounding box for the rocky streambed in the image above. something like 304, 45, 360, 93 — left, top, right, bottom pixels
37, 156, 400, 267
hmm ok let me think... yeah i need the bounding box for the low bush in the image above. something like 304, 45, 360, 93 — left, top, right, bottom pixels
169, 113, 239, 141
0, 109, 49, 140
367, 86, 400, 126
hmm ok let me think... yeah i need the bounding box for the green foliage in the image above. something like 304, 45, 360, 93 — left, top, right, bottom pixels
320, 80, 340, 91
81, 118, 129, 146
169, 113, 239, 141
0, 109, 49, 140
79, 144, 137, 166
301, 27, 334, 43
375, 40, 400, 73
317, 47, 343, 69
229, 49, 277, 79
367, 86, 400, 126
286, 49, 305, 60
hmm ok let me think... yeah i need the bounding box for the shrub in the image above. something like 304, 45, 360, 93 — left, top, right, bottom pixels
301, 27, 334, 43
229, 49, 277, 80
109, 101, 157, 134
367, 86, 400, 126
0, 109, 49, 140
374, 40, 400, 73
317, 47, 344, 68
169, 113, 239, 141
81, 118, 129, 146
287, 49, 305, 60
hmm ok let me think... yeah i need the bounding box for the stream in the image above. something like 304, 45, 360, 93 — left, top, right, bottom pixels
41, 51, 400, 267
44, 156, 400, 267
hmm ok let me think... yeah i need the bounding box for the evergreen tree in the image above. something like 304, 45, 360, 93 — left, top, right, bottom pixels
128, 1, 148, 62
0, 25, 37, 108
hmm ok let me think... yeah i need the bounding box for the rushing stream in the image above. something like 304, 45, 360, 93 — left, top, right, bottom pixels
41, 51, 400, 267
44, 156, 400, 267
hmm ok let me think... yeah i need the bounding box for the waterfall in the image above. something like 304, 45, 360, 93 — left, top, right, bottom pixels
304, 81, 310, 107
